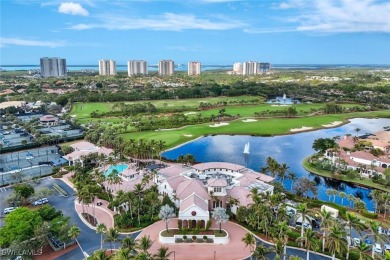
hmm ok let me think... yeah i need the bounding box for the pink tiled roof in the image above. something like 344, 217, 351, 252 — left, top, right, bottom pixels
176, 179, 208, 200
63, 146, 112, 161
350, 151, 377, 161
192, 162, 245, 172
379, 156, 390, 164
227, 186, 253, 207
166, 176, 188, 190
179, 193, 208, 212
338, 135, 355, 149
207, 178, 227, 187
70, 141, 97, 151
158, 165, 188, 178
240, 170, 274, 183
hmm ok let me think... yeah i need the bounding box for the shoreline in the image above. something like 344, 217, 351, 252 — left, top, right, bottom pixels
302, 156, 390, 193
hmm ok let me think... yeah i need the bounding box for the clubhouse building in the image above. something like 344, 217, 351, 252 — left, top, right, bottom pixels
155, 162, 274, 228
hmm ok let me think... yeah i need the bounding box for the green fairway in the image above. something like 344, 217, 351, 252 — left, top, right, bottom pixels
119, 110, 390, 148
71, 96, 260, 120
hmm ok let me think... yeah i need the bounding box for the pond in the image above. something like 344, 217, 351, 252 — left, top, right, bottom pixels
266, 96, 301, 104
162, 118, 390, 211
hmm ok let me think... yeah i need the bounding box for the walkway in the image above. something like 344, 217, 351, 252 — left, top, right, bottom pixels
137, 219, 250, 260
61, 172, 116, 229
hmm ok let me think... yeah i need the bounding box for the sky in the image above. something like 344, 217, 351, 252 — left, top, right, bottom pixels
1, 0, 390, 65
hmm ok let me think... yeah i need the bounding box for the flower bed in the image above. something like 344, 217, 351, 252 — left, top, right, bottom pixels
159, 229, 228, 244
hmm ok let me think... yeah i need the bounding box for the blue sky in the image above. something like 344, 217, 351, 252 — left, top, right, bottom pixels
1, 0, 389, 65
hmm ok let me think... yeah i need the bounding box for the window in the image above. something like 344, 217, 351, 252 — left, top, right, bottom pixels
214, 187, 222, 193
213, 200, 222, 208
164, 185, 166, 189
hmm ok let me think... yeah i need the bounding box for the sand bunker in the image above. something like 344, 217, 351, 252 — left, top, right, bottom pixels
322, 121, 343, 128
242, 119, 258, 123
209, 122, 229, 127
290, 126, 313, 132
184, 134, 193, 137
271, 104, 289, 107
184, 112, 197, 115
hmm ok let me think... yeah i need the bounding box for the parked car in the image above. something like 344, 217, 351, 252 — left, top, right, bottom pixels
311, 219, 320, 228
378, 226, 383, 234
374, 243, 382, 254
33, 198, 49, 206
3, 207, 16, 214
384, 244, 390, 252
365, 239, 372, 245
353, 238, 361, 247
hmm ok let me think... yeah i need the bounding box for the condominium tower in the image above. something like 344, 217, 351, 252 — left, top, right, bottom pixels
188, 61, 201, 76
158, 60, 174, 76
242, 61, 259, 75
40, 57, 67, 77
99, 60, 117, 75
233, 62, 243, 74
127, 60, 148, 76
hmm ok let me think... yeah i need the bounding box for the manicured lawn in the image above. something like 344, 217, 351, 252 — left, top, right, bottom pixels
121, 110, 390, 148
303, 157, 390, 193
71, 96, 260, 120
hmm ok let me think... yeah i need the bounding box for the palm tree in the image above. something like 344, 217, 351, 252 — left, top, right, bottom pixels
319, 209, 335, 252
296, 228, 319, 260
134, 183, 144, 226
326, 225, 347, 260
355, 242, 373, 260
153, 246, 172, 260
137, 235, 153, 254
96, 223, 107, 250
88, 249, 110, 260
277, 163, 289, 186
68, 226, 86, 257
212, 207, 229, 233
105, 228, 120, 252
288, 172, 297, 191
345, 212, 366, 259
339, 191, 347, 205
252, 244, 271, 260
158, 204, 176, 233
289, 256, 303, 260
121, 236, 136, 252
366, 221, 390, 258
326, 189, 333, 201
242, 232, 256, 260
295, 203, 311, 246
347, 194, 355, 208
382, 192, 390, 219
276, 220, 290, 260
114, 248, 132, 260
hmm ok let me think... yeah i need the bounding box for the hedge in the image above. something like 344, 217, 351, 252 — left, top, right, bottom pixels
361, 210, 378, 219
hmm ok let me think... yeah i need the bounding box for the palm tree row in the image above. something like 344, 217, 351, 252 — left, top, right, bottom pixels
88, 233, 173, 260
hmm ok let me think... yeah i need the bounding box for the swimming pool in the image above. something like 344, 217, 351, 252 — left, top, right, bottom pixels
105, 164, 128, 176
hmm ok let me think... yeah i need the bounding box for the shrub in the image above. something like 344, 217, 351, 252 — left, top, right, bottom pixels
183, 235, 187, 240
192, 235, 197, 241
287, 230, 301, 240
196, 220, 202, 230
206, 220, 212, 230
203, 235, 207, 240
361, 210, 378, 219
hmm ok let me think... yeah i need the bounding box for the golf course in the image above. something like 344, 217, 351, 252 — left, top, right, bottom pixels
70, 96, 390, 148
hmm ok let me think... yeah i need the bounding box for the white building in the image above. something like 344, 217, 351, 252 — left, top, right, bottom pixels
188, 61, 201, 76
40, 57, 67, 77
233, 62, 243, 74
99, 60, 117, 76
243, 61, 259, 75
158, 60, 174, 76
127, 60, 148, 76
155, 162, 274, 226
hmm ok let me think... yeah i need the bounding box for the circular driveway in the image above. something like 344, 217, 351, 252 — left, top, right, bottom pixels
137, 220, 251, 260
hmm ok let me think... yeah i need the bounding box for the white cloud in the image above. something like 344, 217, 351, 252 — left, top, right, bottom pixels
69, 13, 246, 31
249, 0, 390, 33
58, 2, 89, 16
0, 37, 66, 47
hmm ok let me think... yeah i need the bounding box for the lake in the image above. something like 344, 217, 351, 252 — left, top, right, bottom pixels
162, 118, 390, 211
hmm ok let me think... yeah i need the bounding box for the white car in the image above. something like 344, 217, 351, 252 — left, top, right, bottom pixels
374, 243, 382, 254
3, 207, 16, 214
33, 198, 49, 206
384, 244, 390, 252
353, 238, 361, 247
378, 226, 383, 234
